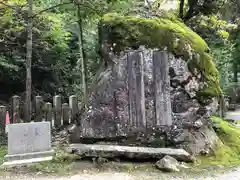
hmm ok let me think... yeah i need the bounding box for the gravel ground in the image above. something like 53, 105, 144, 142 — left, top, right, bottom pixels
0, 168, 240, 180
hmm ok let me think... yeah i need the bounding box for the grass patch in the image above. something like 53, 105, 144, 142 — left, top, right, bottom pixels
0, 145, 78, 175
0, 146, 7, 164
0, 145, 7, 175
28, 147, 79, 175
195, 116, 240, 167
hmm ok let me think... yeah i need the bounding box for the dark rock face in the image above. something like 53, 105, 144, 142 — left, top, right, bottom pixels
70, 47, 219, 155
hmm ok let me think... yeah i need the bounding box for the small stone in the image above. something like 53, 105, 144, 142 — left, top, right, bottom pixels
156, 155, 180, 172
83, 169, 88, 173
200, 149, 209, 156
179, 162, 189, 169
194, 119, 203, 129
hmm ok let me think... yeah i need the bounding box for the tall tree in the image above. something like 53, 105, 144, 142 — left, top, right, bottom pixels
179, 0, 225, 21
26, 0, 33, 122
77, 4, 87, 102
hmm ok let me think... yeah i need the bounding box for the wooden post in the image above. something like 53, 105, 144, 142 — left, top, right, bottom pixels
127, 52, 137, 127
153, 50, 172, 126
127, 51, 146, 128
134, 51, 146, 127
45, 102, 52, 126
69, 95, 78, 123
12, 95, 20, 123
0, 106, 6, 132
35, 95, 44, 122
219, 95, 225, 118
62, 103, 70, 125
53, 95, 62, 127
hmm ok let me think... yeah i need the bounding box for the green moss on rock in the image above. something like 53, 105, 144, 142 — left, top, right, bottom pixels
197, 116, 240, 166
100, 13, 222, 96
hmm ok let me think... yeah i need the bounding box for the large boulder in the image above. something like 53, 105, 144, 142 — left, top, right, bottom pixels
70, 13, 222, 155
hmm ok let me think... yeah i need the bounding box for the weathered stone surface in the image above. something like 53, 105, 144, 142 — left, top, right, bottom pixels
193, 118, 204, 129
7, 122, 51, 155
69, 45, 220, 155
184, 126, 220, 155
70, 144, 194, 162
2, 122, 54, 167
156, 155, 180, 172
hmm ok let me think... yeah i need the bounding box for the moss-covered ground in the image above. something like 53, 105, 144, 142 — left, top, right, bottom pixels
0, 146, 7, 165
196, 116, 240, 167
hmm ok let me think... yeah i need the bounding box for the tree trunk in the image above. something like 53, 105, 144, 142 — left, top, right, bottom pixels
179, 0, 185, 19
233, 64, 238, 82
219, 95, 225, 118
77, 5, 87, 100
25, 0, 33, 122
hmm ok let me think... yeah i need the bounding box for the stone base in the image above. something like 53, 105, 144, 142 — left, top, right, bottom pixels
70, 144, 194, 162
2, 150, 54, 167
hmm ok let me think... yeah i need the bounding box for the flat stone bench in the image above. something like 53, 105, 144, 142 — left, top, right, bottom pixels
69, 144, 194, 162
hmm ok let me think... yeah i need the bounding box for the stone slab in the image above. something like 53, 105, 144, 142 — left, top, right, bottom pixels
7, 122, 51, 155
70, 144, 194, 162
4, 150, 54, 162
3, 122, 53, 167
1, 156, 53, 167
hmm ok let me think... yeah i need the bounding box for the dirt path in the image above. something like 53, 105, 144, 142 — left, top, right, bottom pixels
1, 167, 240, 180
225, 109, 240, 122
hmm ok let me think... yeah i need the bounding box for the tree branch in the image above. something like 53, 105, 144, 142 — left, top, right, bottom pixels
0, 1, 26, 11
32, 1, 102, 18
1, 1, 101, 18
0, 1, 16, 9
31, 2, 72, 18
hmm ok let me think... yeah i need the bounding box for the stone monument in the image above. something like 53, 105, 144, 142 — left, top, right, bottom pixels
2, 121, 54, 167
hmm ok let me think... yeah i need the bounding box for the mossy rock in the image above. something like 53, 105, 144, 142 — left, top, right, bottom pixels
196, 116, 240, 166
211, 116, 240, 154
99, 13, 222, 96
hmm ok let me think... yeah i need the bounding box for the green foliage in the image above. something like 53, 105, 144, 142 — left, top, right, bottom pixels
0, 1, 78, 100
1, 0, 237, 102
187, 14, 238, 90
219, 0, 240, 22
0, 0, 137, 103
231, 26, 240, 70
179, 0, 226, 21
100, 13, 221, 96
0, 146, 7, 164
188, 15, 236, 41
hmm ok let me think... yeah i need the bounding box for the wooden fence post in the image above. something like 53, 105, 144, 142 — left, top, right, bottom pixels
0, 106, 6, 132
35, 95, 44, 122
45, 102, 52, 126
53, 95, 62, 127
62, 103, 70, 125
12, 95, 20, 123
69, 95, 78, 123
